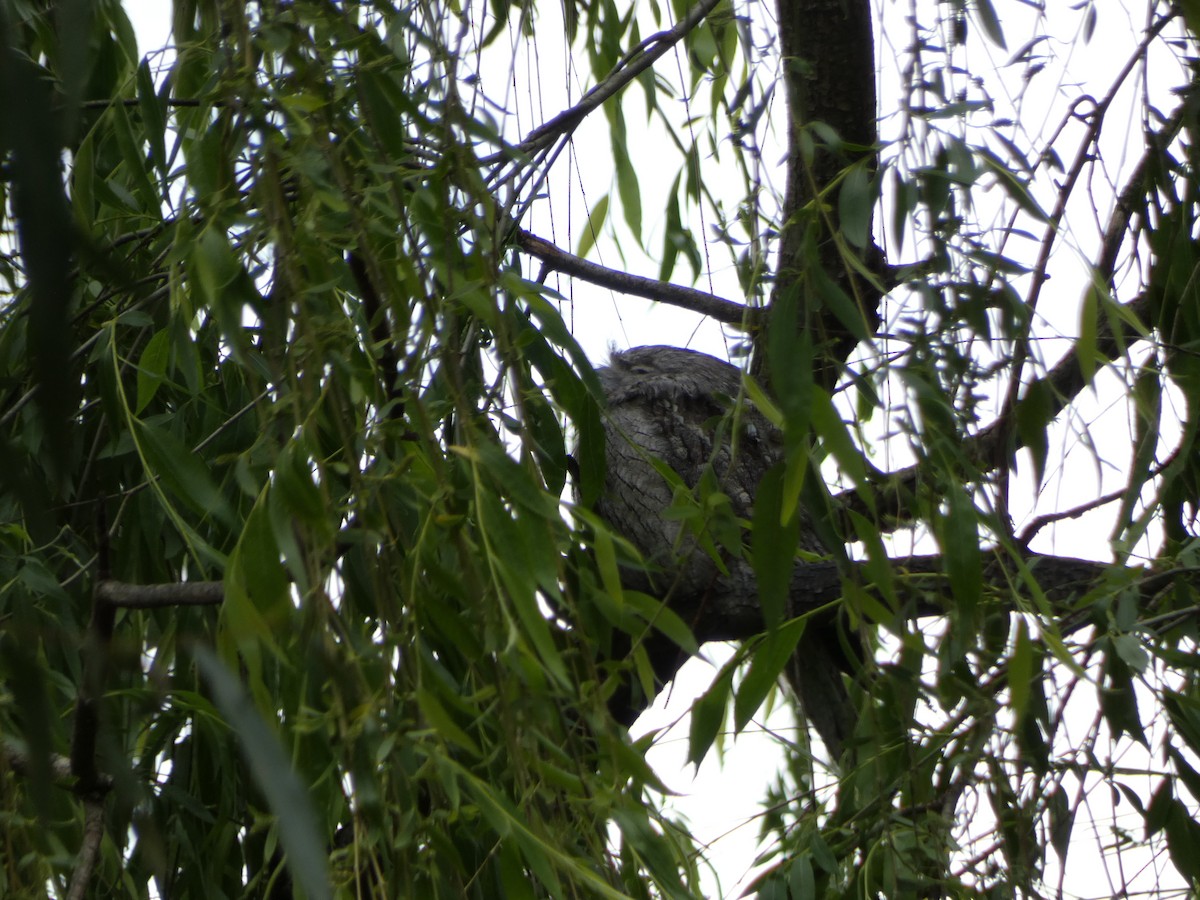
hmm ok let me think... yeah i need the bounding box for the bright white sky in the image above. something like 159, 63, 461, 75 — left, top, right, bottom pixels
120, 1, 1194, 896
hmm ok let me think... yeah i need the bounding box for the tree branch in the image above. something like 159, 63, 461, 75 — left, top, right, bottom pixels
66, 558, 1190, 744
995, 13, 1177, 443
765, 0, 881, 388
614, 548, 1178, 727
846, 287, 1153, 526
857, 54, 1189, 529
495, 0, 724, 160
514, 228, 759, 325
59, 575, 225, 896
2, 746, 103, 787
96, 580, 225, 608
65, 800, 106, 900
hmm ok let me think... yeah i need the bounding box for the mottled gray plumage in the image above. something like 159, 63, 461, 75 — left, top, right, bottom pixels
596, 345, 855, 759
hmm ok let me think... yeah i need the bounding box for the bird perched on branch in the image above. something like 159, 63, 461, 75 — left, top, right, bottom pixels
595, 345, 855, 759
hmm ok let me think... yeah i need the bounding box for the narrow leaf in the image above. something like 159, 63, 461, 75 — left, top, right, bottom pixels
940, 482, 981, 618
575, 193, 610, 259
837, 162, 873, 249
688, 668, 733, 767
135, 329, 171, 413
134, 418, 233, 525
1078, 282, 1099, 387
752, 464, 799, 628
1008, 617, 1033, 720
194, 647, 332, 900
734, 619, 806, 732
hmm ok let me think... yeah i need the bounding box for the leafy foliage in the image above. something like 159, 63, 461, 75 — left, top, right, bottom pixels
0, 1, 1197, 898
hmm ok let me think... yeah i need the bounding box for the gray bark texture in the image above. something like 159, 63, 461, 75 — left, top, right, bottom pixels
766, 0, 884, 391
596, 345, 856, 758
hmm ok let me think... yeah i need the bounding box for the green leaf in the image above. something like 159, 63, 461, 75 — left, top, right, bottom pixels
576, 193, 609, 259
416, 687, 482, 757
838, 162, 873, 249
780, 450, 808, 528
1015, 377, 1053, 487
1164, 795, 1200, 882
137, 59, 168, 181
752, 464, 798, 628
809, 260, 870, 344
624, 590, 698, 655
1145, 780, 1172, 837
742, 373, 783, 428
452, 763, 634, 899
789, 853, 816, 900
589, 517, 626, 605
811, 386, 869, 496
659, 175, 682, 283
221, 492, 288, 689
1078, 281, 1100, 387
1008, 617, 1033, 721
979, 150, 1047, 220
1048, 788, 1074, 864
192, 228, 241, 301
688, 666, 733, 767
939, 482, 981, 619
1100, 648, 1147, 747
734, 618, 806, 732
273, 443, 334, 540
194, 646, 332, 900
477, 489, 569, 685
230, 492, 290, 626
133, 417, 233, 526
1112, 632, 1149, 673
135, 329, 171, 413
1168, 746, 1200, 808
610, 104, 643, 243
110, 92, 160, 211
460, 439, 558, 519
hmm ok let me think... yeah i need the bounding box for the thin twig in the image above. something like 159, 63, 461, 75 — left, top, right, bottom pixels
483, 0, 723, 163
79, 97, 208, 109
994, 12, 1176, 446
1017, 445, 1180, 545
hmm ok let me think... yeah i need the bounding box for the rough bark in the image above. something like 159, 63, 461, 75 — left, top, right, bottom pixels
766, 0, 883, 389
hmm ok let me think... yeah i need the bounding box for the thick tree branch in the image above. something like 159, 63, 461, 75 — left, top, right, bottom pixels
63, 559, 1190, 743
613, 548, 1183, 727
96, 580, 225, 608
514, 228, 759, 325
2, 746, 101, 787
71, 585, 116, 796
66, 801, 106, 900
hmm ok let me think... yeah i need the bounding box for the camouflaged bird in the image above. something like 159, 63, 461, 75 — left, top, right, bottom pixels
595, 345, 855, 759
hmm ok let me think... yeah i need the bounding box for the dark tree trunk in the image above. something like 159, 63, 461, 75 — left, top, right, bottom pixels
767, 0, 883, 389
